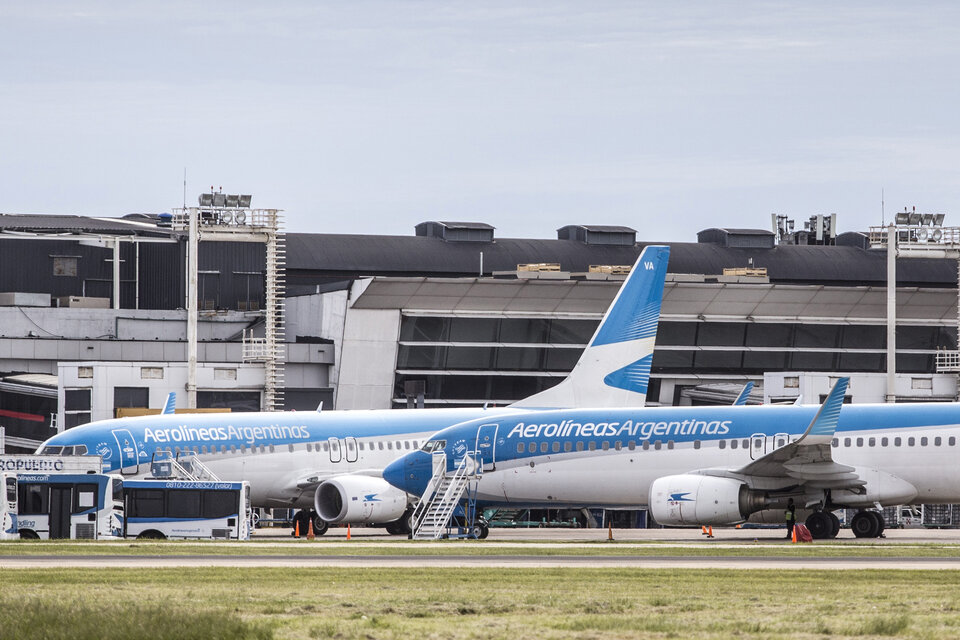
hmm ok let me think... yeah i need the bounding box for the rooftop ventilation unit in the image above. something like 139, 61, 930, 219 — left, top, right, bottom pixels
556, 225, 636, 246
415, 221, 494, 243
697, 228, 775, 249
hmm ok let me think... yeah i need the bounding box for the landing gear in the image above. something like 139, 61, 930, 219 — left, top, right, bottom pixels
312, 513, 329, 536
828, 511, 841, 539
385, 511, 412, 536
851, 510, 885, 538
805, 511, 836, 539
292, 509, 328, 537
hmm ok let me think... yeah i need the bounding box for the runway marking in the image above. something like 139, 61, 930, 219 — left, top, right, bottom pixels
4, 554, 960, 570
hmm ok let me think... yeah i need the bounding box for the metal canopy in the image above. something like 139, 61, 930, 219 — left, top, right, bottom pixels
351, 277, 956, 323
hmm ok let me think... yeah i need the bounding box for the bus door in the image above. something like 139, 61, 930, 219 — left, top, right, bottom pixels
476, 424, 499, 472
345, 437, 358, 463
1, 474, 17, 540
49, 485, 72, 539
328, 437, 342, 463
112, 429, 140, 474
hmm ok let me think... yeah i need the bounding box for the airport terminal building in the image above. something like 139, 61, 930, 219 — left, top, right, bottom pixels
1, 213, 959, 457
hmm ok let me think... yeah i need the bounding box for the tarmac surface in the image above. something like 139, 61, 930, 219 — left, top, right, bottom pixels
4, 526, 960, 569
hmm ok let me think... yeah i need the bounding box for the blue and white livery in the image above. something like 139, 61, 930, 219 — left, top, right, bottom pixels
36, 246, 671, 534
385, 377, 960, 539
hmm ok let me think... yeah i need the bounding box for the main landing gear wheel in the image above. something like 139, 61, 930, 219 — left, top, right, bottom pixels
828, 511, 841, 539
805, 511, 834, 539
311, 514, 329, 536
385, 512, 412, 536
851, 510, 885, 538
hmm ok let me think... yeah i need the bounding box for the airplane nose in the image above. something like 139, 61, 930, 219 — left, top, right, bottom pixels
383, 451, 431, 496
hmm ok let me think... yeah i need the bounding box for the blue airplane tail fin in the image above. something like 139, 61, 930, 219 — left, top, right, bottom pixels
733, 382, 755, 406
162, 392, 176, 415
512, 245, 670, 409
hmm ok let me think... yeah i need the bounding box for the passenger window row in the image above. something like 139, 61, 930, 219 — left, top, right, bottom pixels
832, 436, 955, 448
515, 439, 676, 454
159, 439, 421, 458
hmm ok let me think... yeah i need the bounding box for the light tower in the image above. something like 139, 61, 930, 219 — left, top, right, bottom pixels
172, 191, 286, 411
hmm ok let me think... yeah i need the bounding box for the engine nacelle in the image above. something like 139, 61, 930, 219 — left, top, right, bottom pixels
649, 474, 765, 526
315, 476, 409, 524
831, 467, 918, 508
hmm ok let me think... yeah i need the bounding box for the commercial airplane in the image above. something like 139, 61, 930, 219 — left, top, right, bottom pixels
384, 377, 960, 539
36, 245, 671, 535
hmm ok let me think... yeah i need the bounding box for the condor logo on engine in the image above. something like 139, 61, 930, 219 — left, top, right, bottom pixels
668, 492, 694, 505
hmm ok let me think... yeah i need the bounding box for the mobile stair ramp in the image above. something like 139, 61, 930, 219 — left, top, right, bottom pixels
411, 451, 480, 539
150, 451, 221, 482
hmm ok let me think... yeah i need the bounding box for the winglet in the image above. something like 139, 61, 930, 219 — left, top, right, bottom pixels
162, 392, 176, 415
797, 377, 848, 445
732, 381, 754, 406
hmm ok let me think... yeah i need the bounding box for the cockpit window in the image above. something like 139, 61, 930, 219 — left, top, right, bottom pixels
75, 445, 87, 455
421, 440, 446, 453
39, 446, 63, 456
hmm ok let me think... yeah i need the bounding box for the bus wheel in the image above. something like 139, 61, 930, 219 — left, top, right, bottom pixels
18, 529, 38, 540
311, 514, 329, 536
136, 530, 167, 540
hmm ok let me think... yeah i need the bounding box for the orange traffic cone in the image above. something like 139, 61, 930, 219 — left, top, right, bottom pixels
607, 521, 614, 541
701, 525, 708, 535
791, 527, 797, 544
294, 520, 300, 538
707, 526, 714, 538
307, 518, 315, 540
347, 524, 352, 540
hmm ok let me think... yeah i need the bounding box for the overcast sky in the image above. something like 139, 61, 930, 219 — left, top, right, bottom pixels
2, 1, 958, 241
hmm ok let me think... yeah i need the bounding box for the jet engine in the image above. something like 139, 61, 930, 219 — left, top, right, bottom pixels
315, 476, 410, 524
649, 474, 766, 526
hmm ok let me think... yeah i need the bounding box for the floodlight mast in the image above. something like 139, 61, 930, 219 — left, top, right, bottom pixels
869, 210, 960, 401
173, 194, 286, 411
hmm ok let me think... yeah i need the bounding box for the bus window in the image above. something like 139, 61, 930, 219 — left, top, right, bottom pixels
6, 477, 16, 504
112, 478, 124, 508
131, 489, 164, 518
74, 484, 97, 512
168, 490, 201, 519
20, 484, 48, 514
203, 491, 237, 519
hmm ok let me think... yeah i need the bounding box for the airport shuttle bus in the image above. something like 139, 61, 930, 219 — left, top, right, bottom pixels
123, 480, 251, 540
1, 473, 18, 540
17, 473, 123, 540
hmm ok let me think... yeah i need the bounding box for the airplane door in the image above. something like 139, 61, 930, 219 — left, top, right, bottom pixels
111, 429, 139, 475
475, 424, 499, 472
345, 437, 358, 463
328, 437, 342, 463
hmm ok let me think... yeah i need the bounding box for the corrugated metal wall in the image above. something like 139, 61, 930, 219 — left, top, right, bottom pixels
0, 238, 266, 312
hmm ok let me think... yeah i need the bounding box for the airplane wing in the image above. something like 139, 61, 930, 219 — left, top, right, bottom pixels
294, 468, 384, 491
711, 377, 862, 490
732, 382, 754, 406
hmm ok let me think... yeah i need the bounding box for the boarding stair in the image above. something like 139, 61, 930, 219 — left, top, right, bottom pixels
151, 451, 221, 482
411, 451, 480, 539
